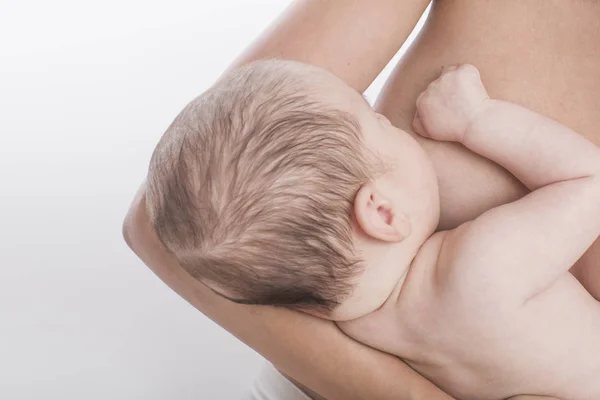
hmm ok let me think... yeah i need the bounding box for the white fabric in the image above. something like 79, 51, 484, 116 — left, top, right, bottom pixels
243, 362, 312, 400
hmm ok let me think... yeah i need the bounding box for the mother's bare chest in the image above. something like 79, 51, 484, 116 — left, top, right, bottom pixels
378, 0, 600, 145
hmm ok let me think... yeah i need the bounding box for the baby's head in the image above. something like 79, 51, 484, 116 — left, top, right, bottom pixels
147, 60, 439, 320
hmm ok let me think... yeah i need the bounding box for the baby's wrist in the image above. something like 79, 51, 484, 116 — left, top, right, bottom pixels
462, 97, 494, 144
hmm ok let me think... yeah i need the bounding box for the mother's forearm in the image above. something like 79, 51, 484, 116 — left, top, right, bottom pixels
123, 184, 453, 400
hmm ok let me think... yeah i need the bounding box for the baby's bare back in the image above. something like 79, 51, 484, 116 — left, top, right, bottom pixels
340, 232, 600, 400
410, 254, 600, 400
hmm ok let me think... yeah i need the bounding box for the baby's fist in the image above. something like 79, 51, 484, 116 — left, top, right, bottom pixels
413, 64, 489, 142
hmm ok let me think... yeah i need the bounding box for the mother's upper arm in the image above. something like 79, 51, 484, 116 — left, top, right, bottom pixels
123, 183, 453, 400
223, 0, 431, 92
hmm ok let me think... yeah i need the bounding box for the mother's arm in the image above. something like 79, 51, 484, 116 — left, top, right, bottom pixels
123, 1, 453, 399
124, 186, 451, 400
222, 0, 428, 92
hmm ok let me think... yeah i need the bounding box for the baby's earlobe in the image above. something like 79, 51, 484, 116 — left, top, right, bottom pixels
354, 184, 410, 243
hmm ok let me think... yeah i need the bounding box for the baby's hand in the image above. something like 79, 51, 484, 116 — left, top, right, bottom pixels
413, 64, 490, 142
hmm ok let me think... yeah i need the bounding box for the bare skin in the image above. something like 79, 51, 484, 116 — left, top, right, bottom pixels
340, 65, 600, 400
124, 0, 600, 399
375, 0, 600, 299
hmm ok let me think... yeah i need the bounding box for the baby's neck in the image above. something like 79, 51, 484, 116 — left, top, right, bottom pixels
377, 232, 441, 311
344, 222, 438, 320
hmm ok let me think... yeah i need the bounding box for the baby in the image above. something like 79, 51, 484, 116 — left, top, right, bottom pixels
146, 60, 600, 400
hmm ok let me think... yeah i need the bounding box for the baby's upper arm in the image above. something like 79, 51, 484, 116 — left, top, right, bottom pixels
439, 177, 600, 304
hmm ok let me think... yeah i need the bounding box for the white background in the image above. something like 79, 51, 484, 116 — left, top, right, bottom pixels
0, 1, 425, 399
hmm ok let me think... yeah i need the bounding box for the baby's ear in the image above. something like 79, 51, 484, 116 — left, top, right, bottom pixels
354, 183, 411, 242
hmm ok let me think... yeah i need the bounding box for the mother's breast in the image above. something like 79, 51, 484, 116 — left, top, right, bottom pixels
376, 0, 600, 144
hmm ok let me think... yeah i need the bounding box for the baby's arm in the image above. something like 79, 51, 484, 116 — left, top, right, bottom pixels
415, 65, 600, 300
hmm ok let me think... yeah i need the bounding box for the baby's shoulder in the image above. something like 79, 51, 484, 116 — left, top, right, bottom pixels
428, 222, 519, 304
416, 223, 485, 294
